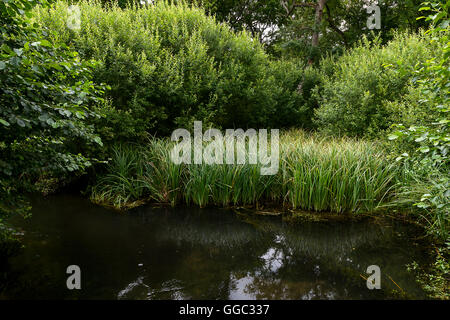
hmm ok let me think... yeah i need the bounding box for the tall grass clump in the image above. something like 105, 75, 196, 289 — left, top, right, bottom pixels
279, 131, 398, 213
138, 138, 186, 205
91, 144, 145, 208
91, 139, 185, 208
92, 130, 399, 213
184, 163, 275, 208
391, 161, 449, 241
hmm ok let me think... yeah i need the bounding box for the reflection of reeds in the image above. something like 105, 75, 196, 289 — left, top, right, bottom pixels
132, 206, 405, 261
91, 130, 398, 213
132, 207, 270, 249
280, 221, 391, 258
131, 207, 425, 299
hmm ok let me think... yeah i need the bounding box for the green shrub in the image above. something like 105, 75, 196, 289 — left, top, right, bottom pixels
0, 0, 106, 215
0, 0, 107, 243
314, 31, 442, 137
33, 0, 306, 139
389, 1, 449, 242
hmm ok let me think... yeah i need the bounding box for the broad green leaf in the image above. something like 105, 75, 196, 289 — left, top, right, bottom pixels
388, 134, 399, 140
16, 118, 25, 127
0, 118, 10, 126
419, 146, 430, 153
39, 39, 52, 47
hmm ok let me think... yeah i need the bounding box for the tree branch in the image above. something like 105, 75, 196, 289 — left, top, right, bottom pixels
325, 3, 348, 46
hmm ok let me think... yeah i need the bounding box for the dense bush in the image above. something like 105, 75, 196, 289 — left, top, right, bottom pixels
33, 0, 307, 140
0, 0, 106, 187
314, 31, 442, 137
0, 0, 106, 242
389, 1, 449, 242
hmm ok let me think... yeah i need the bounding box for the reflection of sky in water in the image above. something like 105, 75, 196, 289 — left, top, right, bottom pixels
117, 276, 147, 299
261, 247, 284, 273
1, 194, 430, 300
227, 244, 335, 300
118, 277, 188, 300
229, 274, 256, 299
301, 286, 337, 300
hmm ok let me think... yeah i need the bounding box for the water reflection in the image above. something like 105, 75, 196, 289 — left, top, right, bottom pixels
0, 194, 429, 299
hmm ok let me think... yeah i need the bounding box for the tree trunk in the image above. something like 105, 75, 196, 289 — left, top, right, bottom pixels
308, 0, 327, 64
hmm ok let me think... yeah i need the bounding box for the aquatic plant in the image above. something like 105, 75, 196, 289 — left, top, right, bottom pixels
91, 130, 398, 213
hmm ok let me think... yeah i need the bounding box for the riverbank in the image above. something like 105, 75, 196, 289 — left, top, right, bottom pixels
1, 129, 447, 299
87, 130, 448, 299
91, 130, 398, 213
1, 0, 447, 301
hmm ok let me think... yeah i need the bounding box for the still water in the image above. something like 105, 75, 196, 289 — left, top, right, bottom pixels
0, 194, 429, 299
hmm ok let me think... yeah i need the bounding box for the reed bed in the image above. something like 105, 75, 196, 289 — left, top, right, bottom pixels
91, 130, 399, 213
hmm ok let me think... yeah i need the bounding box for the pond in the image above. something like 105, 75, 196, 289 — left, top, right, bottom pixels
0, 194, 429, 299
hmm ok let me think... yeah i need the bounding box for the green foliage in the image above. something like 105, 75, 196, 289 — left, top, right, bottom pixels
280, 131, 397, 212
389, 1, 449, 166
389, 0, 449, 242
165, 1, 428, 63
33, 0, 306, 139
394, 162, 449, 240
0, 0, 106, 225
407, 246, 449, 299
314, 31, 440, 137
92, 130, 398, 213
274, 0, 428, 61
192, 0, 289, 43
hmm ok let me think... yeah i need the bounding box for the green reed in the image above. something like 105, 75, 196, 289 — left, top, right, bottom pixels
91, 130, 399, 213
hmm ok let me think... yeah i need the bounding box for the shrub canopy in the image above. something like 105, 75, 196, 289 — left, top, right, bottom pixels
314, 32, 442, 137
34, 0, 307, 139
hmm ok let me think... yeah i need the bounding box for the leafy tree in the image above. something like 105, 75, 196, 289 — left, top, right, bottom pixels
196, 0, 289, 43
388, 0, 449, 240
34, 0, 307, 138
276, 0, 428, 62
98, 1, 427, 63
313, 31, 437, 137
0, 0, 106, 218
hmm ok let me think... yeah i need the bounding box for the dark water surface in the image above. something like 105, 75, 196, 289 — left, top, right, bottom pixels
0, 194, 429, 299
